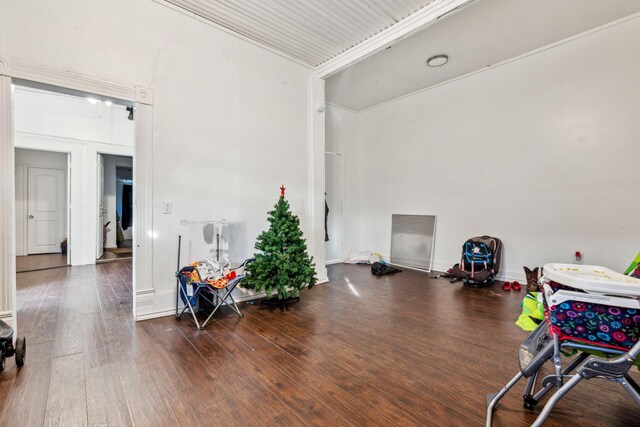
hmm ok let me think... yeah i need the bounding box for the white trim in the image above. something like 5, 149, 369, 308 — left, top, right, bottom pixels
133, 103, 154, 318
134, 288, 156, 319
359, 11, 640, 113
15, 131, 134, 154
9, 58, 137, 102
325, 102, 358, 114
136, 280, 330, 322
315, 0, 477, 78
136, 308, 178, 322
308, 77, 328, 283
0, 57, 154, 326
325, 260, 343, 266
0, 75, 16, 334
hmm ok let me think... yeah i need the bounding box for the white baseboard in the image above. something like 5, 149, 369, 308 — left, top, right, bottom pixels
136, 308, 177, 321
0, 311, 14, 330
134, 280, 330, 322
325, 259, 343, 265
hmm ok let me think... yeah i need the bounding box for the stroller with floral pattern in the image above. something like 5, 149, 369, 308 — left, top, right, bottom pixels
487, 263, 640, 426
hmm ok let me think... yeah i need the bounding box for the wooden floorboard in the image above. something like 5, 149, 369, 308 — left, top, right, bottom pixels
16, 254, 68, 273
1, 261, 639, 426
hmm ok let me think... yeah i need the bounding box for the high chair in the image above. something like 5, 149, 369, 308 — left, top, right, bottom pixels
487, 263, 640, 426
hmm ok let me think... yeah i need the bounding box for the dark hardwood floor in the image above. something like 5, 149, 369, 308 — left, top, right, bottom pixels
1, 262, 638, 426
16, 253, 68, 273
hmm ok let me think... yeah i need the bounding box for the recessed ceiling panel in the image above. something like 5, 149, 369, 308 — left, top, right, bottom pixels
326, 0, 640, 110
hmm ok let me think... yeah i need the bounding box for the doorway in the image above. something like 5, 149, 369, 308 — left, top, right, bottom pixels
325, 152, 344, 264
97, 154, 133, 263
13, 82, 134, 270
15, 148, 69, 273
1, 60, 155, 329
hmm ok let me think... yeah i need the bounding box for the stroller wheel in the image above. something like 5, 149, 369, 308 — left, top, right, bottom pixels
0, 354, 5, 372
523, 395, 537, 410
15, 337, 25, 368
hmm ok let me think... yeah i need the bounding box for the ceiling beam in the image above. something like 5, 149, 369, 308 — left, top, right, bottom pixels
314, 0, 478, 79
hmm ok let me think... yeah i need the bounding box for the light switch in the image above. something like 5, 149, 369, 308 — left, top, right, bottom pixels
162, 201, 172, 214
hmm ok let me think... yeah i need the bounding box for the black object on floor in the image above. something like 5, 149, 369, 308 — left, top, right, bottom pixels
0, 319, 25, 371
261, 296, 300, 311
371, 262, 402, 276
122, 184, 133, 230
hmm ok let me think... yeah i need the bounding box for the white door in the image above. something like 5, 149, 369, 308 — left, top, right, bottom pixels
96, 154, 105, 260
27, 167, 66, 254
325, 153, 344, 263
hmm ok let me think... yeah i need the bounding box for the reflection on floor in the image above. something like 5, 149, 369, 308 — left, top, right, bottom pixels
97, 251, 132, 264
0, 262, 637, 426
98, 240, 133, 264
16, 253, 68, 273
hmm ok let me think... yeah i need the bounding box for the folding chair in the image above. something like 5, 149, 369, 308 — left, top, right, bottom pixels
175, 258, 253, 330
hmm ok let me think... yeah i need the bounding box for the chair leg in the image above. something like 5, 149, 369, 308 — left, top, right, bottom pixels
620, 374, 640, 405
486, 371, 523, 427
226, 292, 242, 317
531, 373, 583, 427
181, 290, 201, 329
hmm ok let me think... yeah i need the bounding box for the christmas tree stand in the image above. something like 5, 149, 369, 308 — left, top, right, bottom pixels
261, 296, 300, 311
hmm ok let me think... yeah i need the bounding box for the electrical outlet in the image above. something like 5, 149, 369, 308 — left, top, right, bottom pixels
162, 201, 172, 214
573, 251, 583, 264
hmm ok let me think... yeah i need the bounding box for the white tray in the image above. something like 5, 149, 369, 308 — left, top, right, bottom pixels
543, 263, 640, 297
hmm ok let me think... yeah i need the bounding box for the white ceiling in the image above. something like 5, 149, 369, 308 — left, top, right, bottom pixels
326, 0, 640, 111
163, 0, 436, 67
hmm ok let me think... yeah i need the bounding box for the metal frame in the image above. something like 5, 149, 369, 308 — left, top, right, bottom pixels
487, 279, 640, 426
175, 259, 253, 330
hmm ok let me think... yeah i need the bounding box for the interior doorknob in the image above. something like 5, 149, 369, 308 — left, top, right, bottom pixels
28, 215, 34, 219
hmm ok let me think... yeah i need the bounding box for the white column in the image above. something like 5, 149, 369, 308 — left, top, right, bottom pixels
0, 69, 16, 329
133, 101, 155, 318
308, 77, 328, 283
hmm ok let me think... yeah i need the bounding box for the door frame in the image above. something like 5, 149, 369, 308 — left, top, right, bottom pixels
324, 151, 345, 264
0, 55, 155, 330
24, 164, 67, 256
96, 153, 105, 260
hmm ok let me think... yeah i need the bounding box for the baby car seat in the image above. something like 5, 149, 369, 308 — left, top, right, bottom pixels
450, 236, 502, 287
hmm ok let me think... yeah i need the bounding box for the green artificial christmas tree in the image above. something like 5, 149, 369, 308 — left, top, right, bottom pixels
243, 185, 317, 304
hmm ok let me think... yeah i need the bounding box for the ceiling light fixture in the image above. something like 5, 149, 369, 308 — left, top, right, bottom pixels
426, 54, 448, 67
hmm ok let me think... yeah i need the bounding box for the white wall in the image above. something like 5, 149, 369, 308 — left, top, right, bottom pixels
349, 17, 640, 280
14, 86, 135, 265
14, 148, 68, 256
325, 105, 359, 262
1, 0, 318, 317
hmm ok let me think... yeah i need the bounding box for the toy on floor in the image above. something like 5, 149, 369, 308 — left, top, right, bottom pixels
515, 266, 545, 331
487, 263, 640, 427
625, 251, 640, 278
0, 319, 25, 371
